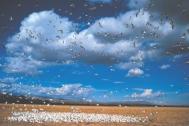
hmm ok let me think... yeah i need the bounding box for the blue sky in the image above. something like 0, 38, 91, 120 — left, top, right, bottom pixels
0, 0, 189, 105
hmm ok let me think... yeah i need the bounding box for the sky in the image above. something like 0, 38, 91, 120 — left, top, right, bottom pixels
0, 0, 189, 105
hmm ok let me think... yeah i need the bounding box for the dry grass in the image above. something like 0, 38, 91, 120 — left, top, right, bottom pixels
0, 104, 189, 126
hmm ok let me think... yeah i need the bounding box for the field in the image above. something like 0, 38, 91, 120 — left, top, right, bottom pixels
0, 104, 189, 126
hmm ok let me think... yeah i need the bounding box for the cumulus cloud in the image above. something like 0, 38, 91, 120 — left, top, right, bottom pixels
127, 68, 144, 77
87, 0, 112, 3
160, 64, 170, 70
0, 82, 93, 99
131, 89, 164, 98
129, 0, 189, 24
4, 8, 188, 75
128, 0, 189, 54
56, 84, 93, 96
5, 56, 44, 74
112, 81, 124, 84
128, 0, 149, 9
0, 77, 18, 83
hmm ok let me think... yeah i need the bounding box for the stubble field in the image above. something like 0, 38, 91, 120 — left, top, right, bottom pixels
0, 104, 189, 126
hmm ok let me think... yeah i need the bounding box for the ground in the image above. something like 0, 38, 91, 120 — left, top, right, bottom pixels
0, 104, 189, 126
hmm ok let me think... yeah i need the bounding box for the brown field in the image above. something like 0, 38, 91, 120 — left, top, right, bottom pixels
0, 104, 189, 126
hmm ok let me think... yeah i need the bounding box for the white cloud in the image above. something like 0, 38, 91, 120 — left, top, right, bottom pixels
0, 77, 18, 83
0, 82, 93, 99
116, 61, 143, 70
87, 0, 112, 3
127, 68, 144, 77
128, 0, 149, 9
56, 84, 93, 96
89, 9, 172, 39
129, 0, 189, 24
160, 64, 170, 70
131, 89, 164, 98
112, 81, 124, 84
4, 9, 183, 75
5, 56, 44, 75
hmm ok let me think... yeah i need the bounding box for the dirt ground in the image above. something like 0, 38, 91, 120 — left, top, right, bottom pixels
0, 104, 189, 126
